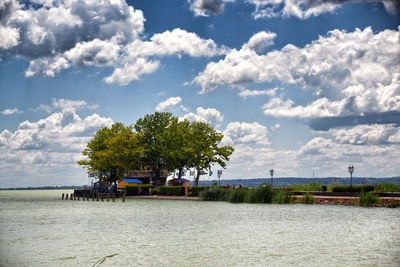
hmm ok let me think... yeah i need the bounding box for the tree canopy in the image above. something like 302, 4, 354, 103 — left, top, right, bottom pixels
78, 112, 234, 185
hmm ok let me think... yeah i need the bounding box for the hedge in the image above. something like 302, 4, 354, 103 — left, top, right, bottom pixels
159, 186, 186, 196
126, 184, 154, 196
332, 185, 374, 192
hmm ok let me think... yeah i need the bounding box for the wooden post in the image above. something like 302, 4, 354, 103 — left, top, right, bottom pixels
83, 194, 85, 201
70, 194, 73, 200
74, 194, 76, 200
92, 194, 94, 201
101, 195, 104, 201
107, 194, 110, 202
87, 194, 89, 201
123, 193, 125, 203
112, 194, 115, 202
65, 194, 68, 200
78, 195, 80, 201
62, 193, 64, 200
96, 194, 99, 201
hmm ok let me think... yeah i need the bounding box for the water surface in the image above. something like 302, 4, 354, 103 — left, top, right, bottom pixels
1, 190, 399, 266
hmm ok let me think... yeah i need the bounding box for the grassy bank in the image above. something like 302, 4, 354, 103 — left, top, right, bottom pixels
199, 185, 291, 204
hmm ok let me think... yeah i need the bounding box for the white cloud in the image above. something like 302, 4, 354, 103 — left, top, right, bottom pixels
194, 27, 400, 120
1, 107, 23, 115
242, 31, 276, 52
238, 87, 280, 99
222, 121, 270, 146
328, 124, 400, 145
247, 0, 399, 20
155, 97, 183, 112
1, 1, 225, 84
0, 99, 113, 187
181, 107, 224, 127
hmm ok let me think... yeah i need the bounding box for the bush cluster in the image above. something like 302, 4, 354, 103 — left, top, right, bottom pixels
199, 185, 292, 204
359, 191, 382, 207
332, 185, 374, 192
302, 193, 315, 204
159, 186, 186, 196
292, 183, 323, 192
126, 184, 154, 196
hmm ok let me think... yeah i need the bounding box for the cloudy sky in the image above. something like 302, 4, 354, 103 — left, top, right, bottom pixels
0, 0, 399, 187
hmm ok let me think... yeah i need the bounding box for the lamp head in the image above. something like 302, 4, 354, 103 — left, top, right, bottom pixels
270, 169, 274, 176
348, 165, 354, 174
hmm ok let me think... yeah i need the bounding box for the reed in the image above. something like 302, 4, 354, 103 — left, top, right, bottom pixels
302, 193, 315, 204
359, 191, 381, 207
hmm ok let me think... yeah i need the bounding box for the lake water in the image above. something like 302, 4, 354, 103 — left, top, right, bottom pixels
0, 190, 399, 266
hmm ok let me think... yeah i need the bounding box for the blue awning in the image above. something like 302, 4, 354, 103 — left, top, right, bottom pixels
177, 178, 189, 182
122, 178, 143, 184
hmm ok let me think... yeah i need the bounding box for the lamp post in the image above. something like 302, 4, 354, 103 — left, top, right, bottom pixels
270, 169, 274, 187
348, 165, 354, 188
217, 170, 222, 186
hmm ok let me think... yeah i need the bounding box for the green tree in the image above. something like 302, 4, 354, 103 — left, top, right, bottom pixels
77, 123, 142, 183
134, 112, 176, 185
190, 122, 234, 186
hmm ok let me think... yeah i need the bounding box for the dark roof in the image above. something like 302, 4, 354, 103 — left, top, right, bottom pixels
122, 178, 143, 184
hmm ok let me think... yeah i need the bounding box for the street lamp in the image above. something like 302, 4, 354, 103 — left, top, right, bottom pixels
217, 170, 222, 186
270, 169, 274, 187
348, 165, 354, 188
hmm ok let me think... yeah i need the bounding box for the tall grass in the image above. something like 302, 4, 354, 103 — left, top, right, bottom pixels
374, 183, 400, 192
302, 193, 315, 204
359, 191, 382, 207
199, 185, 291, 204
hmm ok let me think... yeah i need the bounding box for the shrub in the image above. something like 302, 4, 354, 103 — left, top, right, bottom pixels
332, 185, 374, 193
302, 193, 314, 204
359, 191, 381, 207
126, 184, 154, 196
150, 188, 159, 195
292, 183, 323, 192
158, 186, 185, 196
388, 199, 399, 208
374, 183, 400, 193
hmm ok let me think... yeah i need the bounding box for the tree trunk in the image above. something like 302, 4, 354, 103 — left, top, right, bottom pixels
178, 167, 183, 179
195, 166, 201, 186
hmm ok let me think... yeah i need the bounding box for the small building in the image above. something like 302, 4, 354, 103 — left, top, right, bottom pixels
126, 167, 168, 186
118, 178, 143, 190
168, 178, 191, 187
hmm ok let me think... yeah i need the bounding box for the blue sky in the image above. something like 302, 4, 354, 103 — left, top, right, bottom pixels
0, 0, 399, 187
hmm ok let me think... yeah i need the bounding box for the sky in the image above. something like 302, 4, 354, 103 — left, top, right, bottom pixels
0, 0, 399, 187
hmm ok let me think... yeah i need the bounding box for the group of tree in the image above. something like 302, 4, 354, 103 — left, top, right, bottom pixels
78, 112, 234, 186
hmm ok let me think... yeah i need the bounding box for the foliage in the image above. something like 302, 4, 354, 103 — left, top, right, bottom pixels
126, 184, 154, 196
359, 191, 381, 207
291, 183, 323, 192
77, 123, 143, 183
388, 199, 399, 208
150, 188, 159, 195
302, 193, 315, 204
199, 185, 292, 204
79, 112, 234, 186
190, 122, 234, 186
159, 186, 186, 196
332, 185, 375, 192
272, 190, 292, 204
374, 183, 400, 192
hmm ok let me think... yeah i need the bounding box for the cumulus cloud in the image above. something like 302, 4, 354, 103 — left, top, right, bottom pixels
0, 98, 113, 186
242, 31, 276, 53
0, 1, 225, 84
190, 0, 227, 16
328, 124, 400, 145
194, 27, 400, 124
1, 107, 23, 115
155, 97, 183, 112
181, 107, 224, 127
247, 0, 399, 20
222, 121, 270, 146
